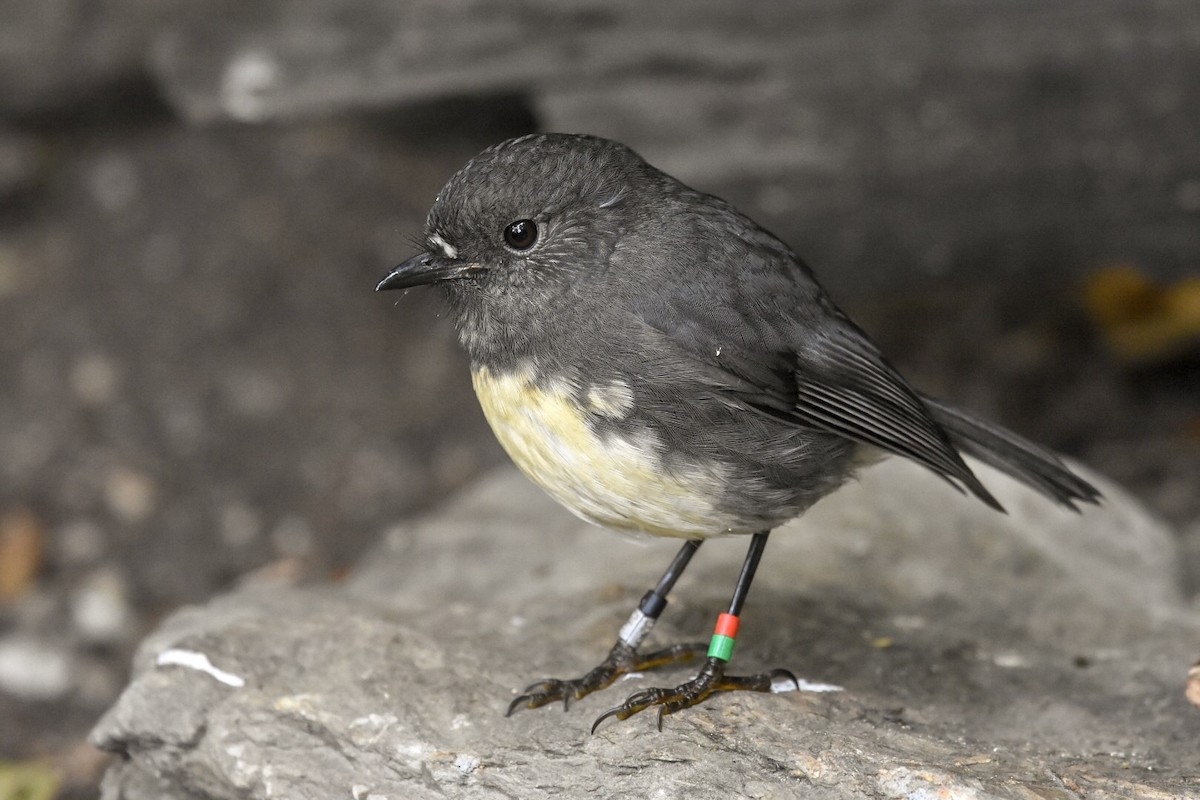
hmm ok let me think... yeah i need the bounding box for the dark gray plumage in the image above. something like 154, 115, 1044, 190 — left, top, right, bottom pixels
378, 133, 1101, 728
386, 133, 1098, 525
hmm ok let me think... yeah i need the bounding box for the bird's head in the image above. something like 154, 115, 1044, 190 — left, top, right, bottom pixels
378, 134, 658, 317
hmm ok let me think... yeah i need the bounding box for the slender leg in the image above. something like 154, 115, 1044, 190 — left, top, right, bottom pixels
506, 538, 706, 715
591, 530, 798, 732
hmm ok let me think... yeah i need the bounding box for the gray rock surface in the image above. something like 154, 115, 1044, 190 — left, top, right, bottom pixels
92, 459, 1198, 798
0, 0, 181, 115
5, 1, 1200, 284
0, 128, 41, 201
144, 0, 1200, 284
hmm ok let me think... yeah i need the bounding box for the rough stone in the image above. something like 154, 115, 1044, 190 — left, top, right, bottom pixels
92, 459, 1199, 798
0, 0, 180, 116
0, 128, 41, 202
143, 0, 1200, 285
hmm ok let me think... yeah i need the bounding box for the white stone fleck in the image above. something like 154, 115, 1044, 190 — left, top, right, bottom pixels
454, 753, 481, 774
71, 567, 131, 643
772, 676, 844, 694
0, 635, 73, 700
221, 50, 281, 122
992, 651, 1029, 669
156, 648, 245, 688
891, 614, 927, 630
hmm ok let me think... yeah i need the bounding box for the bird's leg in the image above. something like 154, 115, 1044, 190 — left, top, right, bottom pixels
506, 538, 705, 716
591, 531, 798, 732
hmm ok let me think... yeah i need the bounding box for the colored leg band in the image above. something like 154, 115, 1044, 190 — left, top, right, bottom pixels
638, 589, 667, 619
707, 613, 740, 661
618, 589, 671, 649
618, 608, 656, 649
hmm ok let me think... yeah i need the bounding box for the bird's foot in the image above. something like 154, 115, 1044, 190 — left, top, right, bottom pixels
506, 641, 706, 716
591, 656, 798, 732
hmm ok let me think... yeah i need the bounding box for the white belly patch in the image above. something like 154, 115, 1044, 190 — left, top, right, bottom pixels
471, 366, 742, 538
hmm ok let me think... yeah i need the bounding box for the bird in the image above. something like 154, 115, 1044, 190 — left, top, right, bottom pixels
377, 133, 1101, 732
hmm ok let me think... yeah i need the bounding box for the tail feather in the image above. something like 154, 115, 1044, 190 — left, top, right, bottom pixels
921, 396, 1102, 511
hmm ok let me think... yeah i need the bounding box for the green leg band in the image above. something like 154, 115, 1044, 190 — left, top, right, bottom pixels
707, 634, 736, 662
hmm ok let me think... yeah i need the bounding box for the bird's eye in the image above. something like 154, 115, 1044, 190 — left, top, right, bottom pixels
503, 219, 538, 251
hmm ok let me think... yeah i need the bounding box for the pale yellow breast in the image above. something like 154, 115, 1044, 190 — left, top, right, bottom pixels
471, 366, 739, 538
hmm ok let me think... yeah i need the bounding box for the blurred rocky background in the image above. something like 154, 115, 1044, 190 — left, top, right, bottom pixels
0, 1, 1197, 797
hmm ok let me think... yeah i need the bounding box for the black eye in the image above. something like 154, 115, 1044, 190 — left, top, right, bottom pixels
503, 219, 538, 250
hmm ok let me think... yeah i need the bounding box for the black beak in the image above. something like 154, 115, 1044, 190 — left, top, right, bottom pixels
376, 252, 483, 291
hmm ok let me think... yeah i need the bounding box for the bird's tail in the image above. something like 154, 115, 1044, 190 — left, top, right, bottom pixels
921, 395, 1102, 511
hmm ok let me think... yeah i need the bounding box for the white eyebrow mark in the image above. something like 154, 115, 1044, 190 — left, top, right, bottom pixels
429, 233, 458, 259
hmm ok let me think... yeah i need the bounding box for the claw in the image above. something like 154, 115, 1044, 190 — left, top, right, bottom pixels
505, 691, 549, 717
518, 679, 556, 695
590, 685, 683, 733
588, 656, 793, 733
589, 704, 624, 734
505, 678, 579, 716
506, 640, 707, 718
507, 697, 527, 716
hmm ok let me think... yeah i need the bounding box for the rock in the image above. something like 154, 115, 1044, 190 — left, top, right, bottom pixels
217, 501, 263, 549
92, 459, 1199, 798
0, 0, 174, 116
143, 0, 1200, 286
69, 354, 121, 407
0, 129, 41, 201
55, 518, 108, 566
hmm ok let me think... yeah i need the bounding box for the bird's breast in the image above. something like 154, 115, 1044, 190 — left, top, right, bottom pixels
470, 365, 747, 538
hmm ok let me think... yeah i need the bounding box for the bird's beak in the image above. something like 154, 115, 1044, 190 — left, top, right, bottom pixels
376, 252, 483, 291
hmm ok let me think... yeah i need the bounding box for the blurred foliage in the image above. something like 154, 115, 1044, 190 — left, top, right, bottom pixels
0, 761, 59, 800
0, 510, 42, 602
1085, 265, 1200, 363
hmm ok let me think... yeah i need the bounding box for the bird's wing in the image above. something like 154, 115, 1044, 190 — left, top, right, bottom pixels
783, 319, 1002, 509
625, 276, 1002, 510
